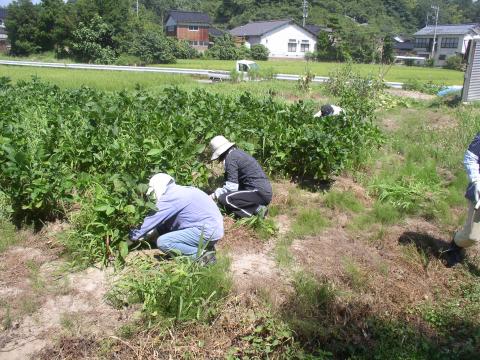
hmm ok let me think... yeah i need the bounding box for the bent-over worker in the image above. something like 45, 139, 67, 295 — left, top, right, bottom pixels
314, 104, 344, 118
445, 133, 480, 267
209, 135, 272, 218
129, 173, 223, 263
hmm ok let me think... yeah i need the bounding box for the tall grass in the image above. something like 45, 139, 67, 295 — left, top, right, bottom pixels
107, 255, 231, 323
361, 105, 477, 226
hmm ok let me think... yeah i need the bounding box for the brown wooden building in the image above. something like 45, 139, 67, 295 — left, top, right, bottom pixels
165, 10, 211, 52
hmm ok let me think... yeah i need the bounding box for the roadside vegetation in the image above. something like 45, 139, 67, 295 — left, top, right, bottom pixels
1, 63, 479, 359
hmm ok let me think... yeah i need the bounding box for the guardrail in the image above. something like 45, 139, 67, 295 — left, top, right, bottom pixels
0, 59, 407, 89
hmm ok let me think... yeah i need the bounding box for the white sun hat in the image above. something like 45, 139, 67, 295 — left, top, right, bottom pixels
146, 173, 174, 200
210, 135, 235, 161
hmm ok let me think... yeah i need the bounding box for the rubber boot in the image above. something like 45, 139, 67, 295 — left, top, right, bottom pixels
442, 240, 464, 268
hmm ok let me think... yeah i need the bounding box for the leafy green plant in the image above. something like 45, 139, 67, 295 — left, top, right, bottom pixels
444, 54, 465, 71
107, 255, 231, 323
236, 214, 278, 240
370, 178, 446, 215
402, 78, 446, 95
0, 78, 382, 264
297, 69, 315, 93
250, 44, 269, 61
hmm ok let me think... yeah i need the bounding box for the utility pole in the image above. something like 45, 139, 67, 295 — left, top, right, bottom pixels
431, 5, 440, 59
302, 0, 308, 27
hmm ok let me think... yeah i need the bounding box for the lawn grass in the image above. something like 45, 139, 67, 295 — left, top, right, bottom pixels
0, 64, 331, 101
0, 53, 464, 85
159, 59, 464, 85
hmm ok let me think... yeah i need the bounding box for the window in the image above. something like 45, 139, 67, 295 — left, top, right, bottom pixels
438, 54, 446, 60
415, 38, 430, 49
288, 39, 297, 52
441, 37, 458, 48
301, 40, 310, 52
166, 25, 174, 32
188, 25, 199, 31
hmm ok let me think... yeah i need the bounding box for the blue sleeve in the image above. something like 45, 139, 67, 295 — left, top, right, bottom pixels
468, 133, 480, 157
130, 202, 177, 241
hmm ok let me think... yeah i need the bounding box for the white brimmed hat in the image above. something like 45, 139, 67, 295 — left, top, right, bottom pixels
209, 135, 235, 161
146, 173, 174, 199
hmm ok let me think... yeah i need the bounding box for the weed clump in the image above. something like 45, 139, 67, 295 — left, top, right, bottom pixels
107, 255, 231, 323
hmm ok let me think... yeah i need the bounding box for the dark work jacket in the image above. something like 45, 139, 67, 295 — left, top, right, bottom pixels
224, 148, 273, 202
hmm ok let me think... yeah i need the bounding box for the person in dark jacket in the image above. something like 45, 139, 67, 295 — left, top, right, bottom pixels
209, 135, 272, 218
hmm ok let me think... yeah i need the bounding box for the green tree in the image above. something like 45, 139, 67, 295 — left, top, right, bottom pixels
250, 44, 269, 60
382, 35, 394, 64
130, 30, 176, 64
206, 34, 244, 60
69, 15, 116, 64
315, 31, 336, 61
37, 0, 74, 52
5, 0, 40, 55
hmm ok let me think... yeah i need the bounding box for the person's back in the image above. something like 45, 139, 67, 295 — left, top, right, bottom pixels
224, 148, 272, 200
129, 174, 223, 261
161, 184, 224, 241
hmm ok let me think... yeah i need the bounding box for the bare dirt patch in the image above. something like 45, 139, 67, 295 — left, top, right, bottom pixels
37, 295, 287, 360
217, 216, 263, 254
386, 88, 436, 101
0, 223, 132, 360
0, 264, 131, 360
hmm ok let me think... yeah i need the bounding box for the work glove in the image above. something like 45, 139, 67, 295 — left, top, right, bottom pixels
128, 229, 139, 242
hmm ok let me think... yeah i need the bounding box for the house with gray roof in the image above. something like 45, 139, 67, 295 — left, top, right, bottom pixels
413, 23, 480, 66
230, 19, 317, 59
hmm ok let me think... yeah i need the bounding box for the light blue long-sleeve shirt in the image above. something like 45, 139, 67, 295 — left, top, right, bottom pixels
130, 184, 224, 242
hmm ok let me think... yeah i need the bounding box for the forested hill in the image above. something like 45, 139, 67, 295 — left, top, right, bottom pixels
169, 0, 479, 34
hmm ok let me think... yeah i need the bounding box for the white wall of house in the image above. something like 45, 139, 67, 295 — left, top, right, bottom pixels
414, 33, 473, 66
247, 23, 316, 58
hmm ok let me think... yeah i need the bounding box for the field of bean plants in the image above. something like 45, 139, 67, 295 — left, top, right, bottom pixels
0, 76, 381, 265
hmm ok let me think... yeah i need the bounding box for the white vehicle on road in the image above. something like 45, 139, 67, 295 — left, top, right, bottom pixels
208, 60, 259, 82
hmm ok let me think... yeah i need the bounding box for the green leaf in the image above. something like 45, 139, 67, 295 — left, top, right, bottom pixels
123, 204, 135, 213
119, 241, 129, 259
146, 148, 162, 156
195, 144, 206, 154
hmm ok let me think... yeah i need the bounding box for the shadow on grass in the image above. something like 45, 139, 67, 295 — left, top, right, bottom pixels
294, 177, 332, 192
397, 231, 449, 259
397, 231, 480, 276
279, 272, 480, 359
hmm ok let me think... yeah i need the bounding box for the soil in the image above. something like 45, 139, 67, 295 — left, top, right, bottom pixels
386, 88, 436, 101
0, 228, 132, 360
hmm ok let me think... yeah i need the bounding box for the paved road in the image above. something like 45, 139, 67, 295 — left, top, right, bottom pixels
0, 59, 405, 88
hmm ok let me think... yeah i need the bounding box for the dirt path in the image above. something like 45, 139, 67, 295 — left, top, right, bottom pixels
0, 233, 132, 359
219, 216, 292, 305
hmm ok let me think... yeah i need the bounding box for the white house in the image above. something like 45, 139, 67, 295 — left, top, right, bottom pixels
413, 23, 480, 66
230, 19, 317, 59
